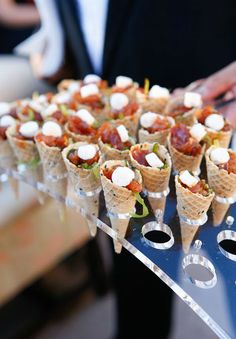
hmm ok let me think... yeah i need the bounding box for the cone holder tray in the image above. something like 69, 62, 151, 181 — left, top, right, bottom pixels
0, 164, 236, 339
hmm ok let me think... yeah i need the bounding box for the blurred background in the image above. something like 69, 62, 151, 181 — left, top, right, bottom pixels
0, 1, 234, 338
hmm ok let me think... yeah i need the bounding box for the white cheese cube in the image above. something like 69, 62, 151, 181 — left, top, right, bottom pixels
76, 109, 95, 125
205, 114, 224, 131
179, 170, 199, 187
116, 125, 129, 142
78, 144, 97, 160
19, 121, 39, 138
210, 147, 230, 165
190, 123, 206, 142
84, 74, 101, 84
0, 115, 16, 127
0, 102, 11, 116
140, 112, 158, 128
116, 75, 133, 89
111, 167, 135, 187
184, 92, 202, 108
145, 152, 164, 168
42, 121, 62, 137
110, 93, 129, 110
80, 84, 99, 98
148, 85, 170, 99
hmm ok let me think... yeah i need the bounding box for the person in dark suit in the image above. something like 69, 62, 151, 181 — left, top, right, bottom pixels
17, 1, 236, 338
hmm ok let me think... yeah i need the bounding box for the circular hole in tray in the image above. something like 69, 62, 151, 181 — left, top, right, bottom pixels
217, 230, 236, 262
142, 221, 174, 250
182, 254, 217, 289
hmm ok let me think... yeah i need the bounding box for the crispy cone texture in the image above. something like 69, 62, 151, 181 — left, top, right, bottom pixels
164, 96, 197, 126
98, 138, 130, 162
110, 108, 142, 137
167, 135, 205, 174
206, 146, 236, 226
175, 175, 214, 252
100, 160, 142, 253
64, 122, 95, 143
205, 128, 232, 149
140, 97, 169, 114
129, 143, 171, 215
62, 142, 101, 236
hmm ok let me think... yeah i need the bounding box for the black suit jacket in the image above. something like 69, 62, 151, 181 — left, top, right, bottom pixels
56, 0, 236, 88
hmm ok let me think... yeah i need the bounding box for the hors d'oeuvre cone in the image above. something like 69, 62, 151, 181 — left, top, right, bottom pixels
16, 99, 45, 123
108, 93, 141, 137
0, 115, 18, 196
98, 123, 135, 161
195, 106, 232, 149
164, 92, 201, 126
41, 103, 70, 126
100, 160, 144, 253
167, 123, 206, 174
35, 121, 69, 198
62, 142, 101, 237
72, 83, 108, 121
111, 75, 138, 100
138, 112, 175, 146
175, 171, 214, 253
205, 146, 236, 226
137, 84, 170, 114
130, 143, 171, 214
65, 108, 99, 143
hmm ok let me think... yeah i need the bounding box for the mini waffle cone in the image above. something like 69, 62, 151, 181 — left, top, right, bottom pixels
140, 97, 169, 114
98, 138, 130, 162
100, 160, 142, 253
111, 108, 142, 137
206, 147, 236, 226
35, 136, 67, 180
138, 128, 170, 146
62, 142, 101, 236
180, 221, 200, 253
175, 175, 214, 252
130, 143, 171, 215
0, 139, 15, 168
64, 122, 96, 143
164, 96, 197, 126
6, 125, 39, 163
167, 135, 205, 174
205, 128, 232, 149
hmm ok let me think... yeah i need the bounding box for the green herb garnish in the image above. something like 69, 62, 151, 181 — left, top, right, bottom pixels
28, 108, 35, 121
144, 78, 150, 96
59, 105, 69, 117
131, 192, 149, 218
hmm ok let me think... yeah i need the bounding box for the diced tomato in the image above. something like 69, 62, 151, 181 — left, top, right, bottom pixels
182, 179, 210, 196
67, 149, 99, 166
110, 102, 139, 119
126, 180, 142, 193
98, 123, 132, 151
171, 124, 202, 156
52, 110, 67, 125
0, 126, 7, 140
68, 116, 97, 136
131, 148, 149, 166
112, 84, 133, 93
146, 116, 170, 133
36, 133, 69, 149
218, 152, 236, 174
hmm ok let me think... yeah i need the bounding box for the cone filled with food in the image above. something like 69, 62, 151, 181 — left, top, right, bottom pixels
62, 142, 101, 236
175, 171, 214, 253
139, 112, 175, 145
164, 92, 201, 126
195, 106, 232, 148
65, 108, 99, 143
98, 122, 135, 161
108, 93, 141, 136
111, 75, 138, 100
130, 142, 171, 214
167, 123, 206, 174
100, 160, 147, 253
206, 146, 236, 226
137, 84, 170, 114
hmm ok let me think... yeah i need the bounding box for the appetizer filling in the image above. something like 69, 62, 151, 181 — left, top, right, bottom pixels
83, 74, 107, 88
210, 148, 236, 174
20, 103, 43, 122
73, 84, 104, 109
103, 165, 142, 192
110, 101, 139, 119
196, 106, 231, 132
112, 76, 134, 93
68, 115, 97, 137
36, 121, 68, 149
140, 112, 170, 133
132, 144, 166, 168
171, 124, 202, 156
68, 144, 99, 168
98, 123, 133, 151
179, 170, 211, 196
0, 115, 16, 140
148, 85, 170, 99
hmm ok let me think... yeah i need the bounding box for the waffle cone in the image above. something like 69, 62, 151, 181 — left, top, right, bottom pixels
164, 96, 197, 126
0, 140, 15, 168
205, 146, 236, 226
46, 177, 68, 198
64, 122, 96, 143
130, 143, 171, 215
62, 142, 101, 236
180, 221, 199, 253
205, 128, 232, 149
175, 175, 214, 221
6, 125, 39, 164
100, 160, 142, 253
140, 98, 169, 114
167, 136, 205, 174
35, 137, 67, 180
111, 108, 142, 137
98, 138, 130, 161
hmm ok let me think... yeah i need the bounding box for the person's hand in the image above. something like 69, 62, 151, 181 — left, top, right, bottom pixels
173, 61, 236, 129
